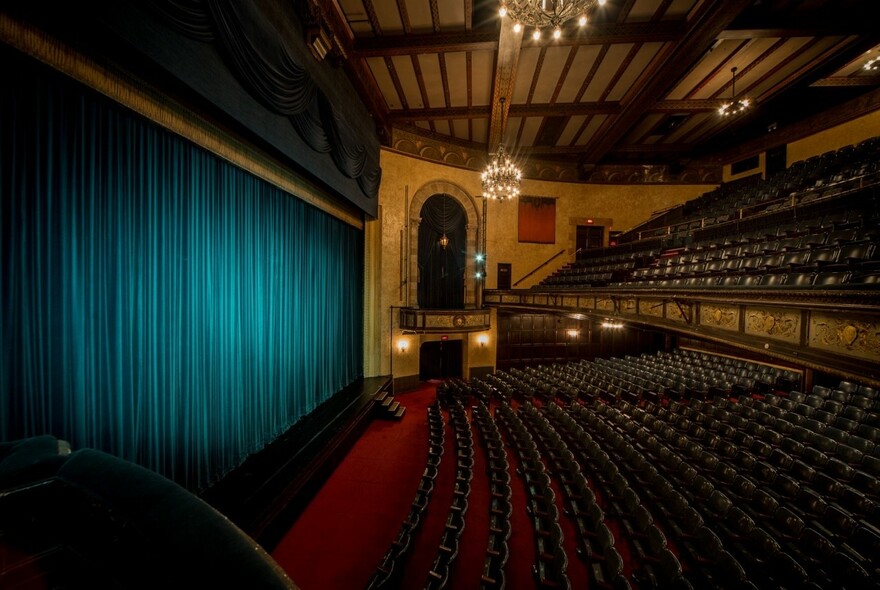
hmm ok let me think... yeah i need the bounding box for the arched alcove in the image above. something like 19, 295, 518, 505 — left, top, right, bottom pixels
407, 181, 480, 308
417, 195, 466, 309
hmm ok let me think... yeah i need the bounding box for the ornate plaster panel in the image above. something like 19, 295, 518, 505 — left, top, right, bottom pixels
810, 314, 880, 363
745, 308, 801, 343
700, 304, 740, 332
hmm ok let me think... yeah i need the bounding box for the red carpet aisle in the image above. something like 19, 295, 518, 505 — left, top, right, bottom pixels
271, 383, 437, 590
272, 383, 595, 590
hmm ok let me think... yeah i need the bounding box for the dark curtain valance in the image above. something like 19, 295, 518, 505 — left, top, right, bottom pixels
148, 0, 379, 198
418, 195, 466, 309
148, 0, 215, 42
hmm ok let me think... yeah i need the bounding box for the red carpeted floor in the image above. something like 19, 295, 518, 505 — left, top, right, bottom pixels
271, 382, 438, 590
271, 383, 634, 590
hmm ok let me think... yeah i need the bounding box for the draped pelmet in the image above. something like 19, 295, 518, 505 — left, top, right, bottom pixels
148, 0, 379, 198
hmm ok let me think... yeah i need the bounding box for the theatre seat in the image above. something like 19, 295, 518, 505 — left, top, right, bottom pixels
1, 438, 297, 590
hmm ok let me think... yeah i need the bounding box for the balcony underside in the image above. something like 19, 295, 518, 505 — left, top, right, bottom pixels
399, 307, 492, 333
485, 288, 880, 387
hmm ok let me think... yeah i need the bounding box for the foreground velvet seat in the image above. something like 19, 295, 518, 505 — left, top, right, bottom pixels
0, 436, 297, 589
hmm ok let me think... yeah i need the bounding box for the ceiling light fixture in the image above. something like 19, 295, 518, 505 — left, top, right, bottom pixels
865, 56, 880, 71
718, 66, 750, 117
481, 144, 522, 201
482, 99, 522, 202
499, 0, 607, 40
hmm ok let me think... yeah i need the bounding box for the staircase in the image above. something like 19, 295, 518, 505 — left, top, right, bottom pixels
373, 387, 406, 420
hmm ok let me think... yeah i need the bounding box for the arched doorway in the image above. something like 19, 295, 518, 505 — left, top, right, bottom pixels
418, 194, 466, 309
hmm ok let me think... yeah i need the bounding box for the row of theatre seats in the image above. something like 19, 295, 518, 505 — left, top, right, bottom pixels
367, 400, 446, 589
540, 206, 879, 289
496, 350, 802, 407
473, 401, 513, 587
366, 348, 880, 589
632, 135, 880, 241
540, 134, 880, 290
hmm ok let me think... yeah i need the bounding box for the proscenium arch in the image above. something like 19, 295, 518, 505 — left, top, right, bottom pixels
407, 181, 480, 308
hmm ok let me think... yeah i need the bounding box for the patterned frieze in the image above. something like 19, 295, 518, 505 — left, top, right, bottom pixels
699, 304, 739, 332
745, 307, 801, 344
810, 314, 880, 363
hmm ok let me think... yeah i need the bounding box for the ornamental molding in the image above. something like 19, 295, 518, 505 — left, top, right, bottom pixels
389, 127, 721, 184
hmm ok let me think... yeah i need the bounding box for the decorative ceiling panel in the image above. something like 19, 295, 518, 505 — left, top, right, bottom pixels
374, 0, 405, 33
531, 47, 573, 104
390, 55, 423, 108
512, 47, 541, 104
403, 0, 432, 32
471, 50, 495, 105
556, 45, 603, 103
435, 0, 466, 29
664, 0, 699, 20
558, 115, 588, 146
418, 54, 446, 108
518, 116, 544, 147
472, 118, 489, 144
576, 114, 610, 145
445, 51, 469, 107
582, 43, 635, 102
607, 42, 664, 101
318, 0, 880, 178
366, 57, 402, 109
627, 0, 667, 23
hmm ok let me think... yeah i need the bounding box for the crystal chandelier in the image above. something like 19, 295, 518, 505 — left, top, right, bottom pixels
499, 0, 607, 40
481, 144, 522, 201
718, 66, 750, 117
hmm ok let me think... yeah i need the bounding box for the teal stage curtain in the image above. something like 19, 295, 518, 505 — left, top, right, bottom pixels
1, 50, 363, 491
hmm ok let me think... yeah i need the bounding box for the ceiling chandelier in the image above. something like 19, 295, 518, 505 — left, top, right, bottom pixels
718, 66, 750, 117
499, 0, 607, 40
481, 144, 522, 201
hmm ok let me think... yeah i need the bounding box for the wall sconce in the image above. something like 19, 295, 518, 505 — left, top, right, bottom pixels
600, 320, 624, 330
477, 334, 489, 347
397, 339, 409, 353
566, 329, 580, 338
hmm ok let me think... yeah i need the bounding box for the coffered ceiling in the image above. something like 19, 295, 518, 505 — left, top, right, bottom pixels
307, 0, 880, 181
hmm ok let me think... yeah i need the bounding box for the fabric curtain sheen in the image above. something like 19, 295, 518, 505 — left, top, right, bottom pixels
1, 51, 363, 492
417, 195, 465, 309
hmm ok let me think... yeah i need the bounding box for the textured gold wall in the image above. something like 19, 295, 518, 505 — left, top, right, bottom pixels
788, 109, 880, 165
372, 149, 715, 380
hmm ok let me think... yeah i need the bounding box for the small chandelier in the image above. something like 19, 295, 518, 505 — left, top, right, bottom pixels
481, 144, 522, 201
718, 66, 750, 117
499, 0, 607, 40
438, 196, 450, 248
865, 56, 880, 71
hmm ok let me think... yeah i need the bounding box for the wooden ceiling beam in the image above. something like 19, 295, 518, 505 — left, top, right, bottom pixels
355, 30, 498, 57
718, 27, 874, 39
704, 86, 880, 164
812, 76, 880, 87
388, 102, 622, 122
756, 36, 878, 105
577, 0, 755, 169
352, 21, 683, 57
487, 17, 523, 152
389, 97, 780, 122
